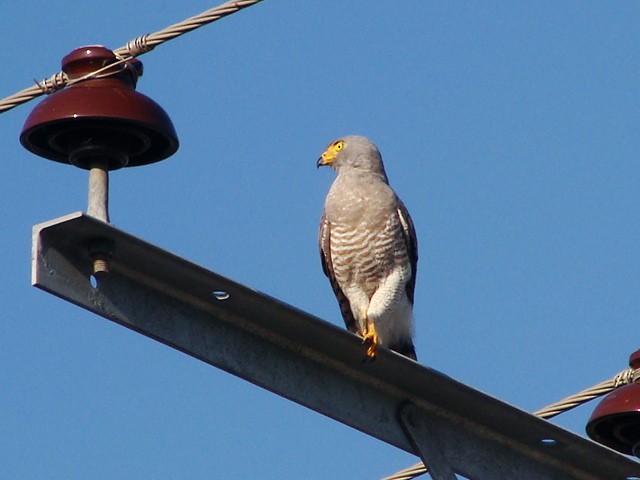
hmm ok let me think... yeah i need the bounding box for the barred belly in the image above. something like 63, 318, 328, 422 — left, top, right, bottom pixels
330, 216, 408, 304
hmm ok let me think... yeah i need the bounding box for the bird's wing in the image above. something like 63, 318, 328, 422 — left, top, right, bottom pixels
319, 211, 358, 333
396, 198, 418, 304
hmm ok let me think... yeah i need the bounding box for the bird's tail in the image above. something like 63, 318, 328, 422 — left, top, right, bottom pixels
390, 340, 417, 361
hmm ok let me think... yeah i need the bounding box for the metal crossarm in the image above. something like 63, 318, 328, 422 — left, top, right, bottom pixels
32, 212, 640, 480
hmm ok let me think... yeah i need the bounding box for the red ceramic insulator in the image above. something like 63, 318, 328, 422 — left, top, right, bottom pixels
586, 349, 640, 456
20, 46, 178, 170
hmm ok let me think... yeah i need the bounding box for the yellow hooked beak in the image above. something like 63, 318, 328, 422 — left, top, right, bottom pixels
316, 142, 341, 168
316, 149, 335, 168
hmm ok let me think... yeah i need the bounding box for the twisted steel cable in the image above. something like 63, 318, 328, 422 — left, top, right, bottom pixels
0, 0, 264, 114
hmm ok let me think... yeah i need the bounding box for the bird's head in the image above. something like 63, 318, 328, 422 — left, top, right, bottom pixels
316, 135, 388, 178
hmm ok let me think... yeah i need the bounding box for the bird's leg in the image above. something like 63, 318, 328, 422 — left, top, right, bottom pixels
361, 308, 379, 360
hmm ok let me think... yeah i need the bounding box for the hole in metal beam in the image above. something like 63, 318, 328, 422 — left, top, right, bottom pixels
539, 438, 558, 447
212, 290, 229, 301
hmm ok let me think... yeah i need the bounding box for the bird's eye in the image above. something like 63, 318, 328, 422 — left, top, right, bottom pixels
334, 141, 344, 151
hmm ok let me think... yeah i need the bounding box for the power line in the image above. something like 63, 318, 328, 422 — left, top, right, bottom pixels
0, 0, 264, 114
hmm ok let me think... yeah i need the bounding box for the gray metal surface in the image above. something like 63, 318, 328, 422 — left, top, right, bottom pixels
398, 403, 458, 480
32, 212, 640, 480
86, 163, 110, 222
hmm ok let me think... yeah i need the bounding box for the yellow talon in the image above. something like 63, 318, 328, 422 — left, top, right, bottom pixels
362, 316, 379, 360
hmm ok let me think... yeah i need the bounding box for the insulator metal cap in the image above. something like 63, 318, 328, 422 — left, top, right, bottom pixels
586, 349, 640, 456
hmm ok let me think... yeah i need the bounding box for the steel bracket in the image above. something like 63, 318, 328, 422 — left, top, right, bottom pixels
32, 212, 640, 480
398, 403, 458, 480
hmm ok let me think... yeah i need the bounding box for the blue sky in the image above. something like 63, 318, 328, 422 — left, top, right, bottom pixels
1, 1, 638, 478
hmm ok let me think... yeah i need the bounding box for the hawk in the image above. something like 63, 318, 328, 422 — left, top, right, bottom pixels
317, 135, 418, 360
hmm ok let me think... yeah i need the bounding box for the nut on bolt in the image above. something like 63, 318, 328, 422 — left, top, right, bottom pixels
89, 238, 115, 277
